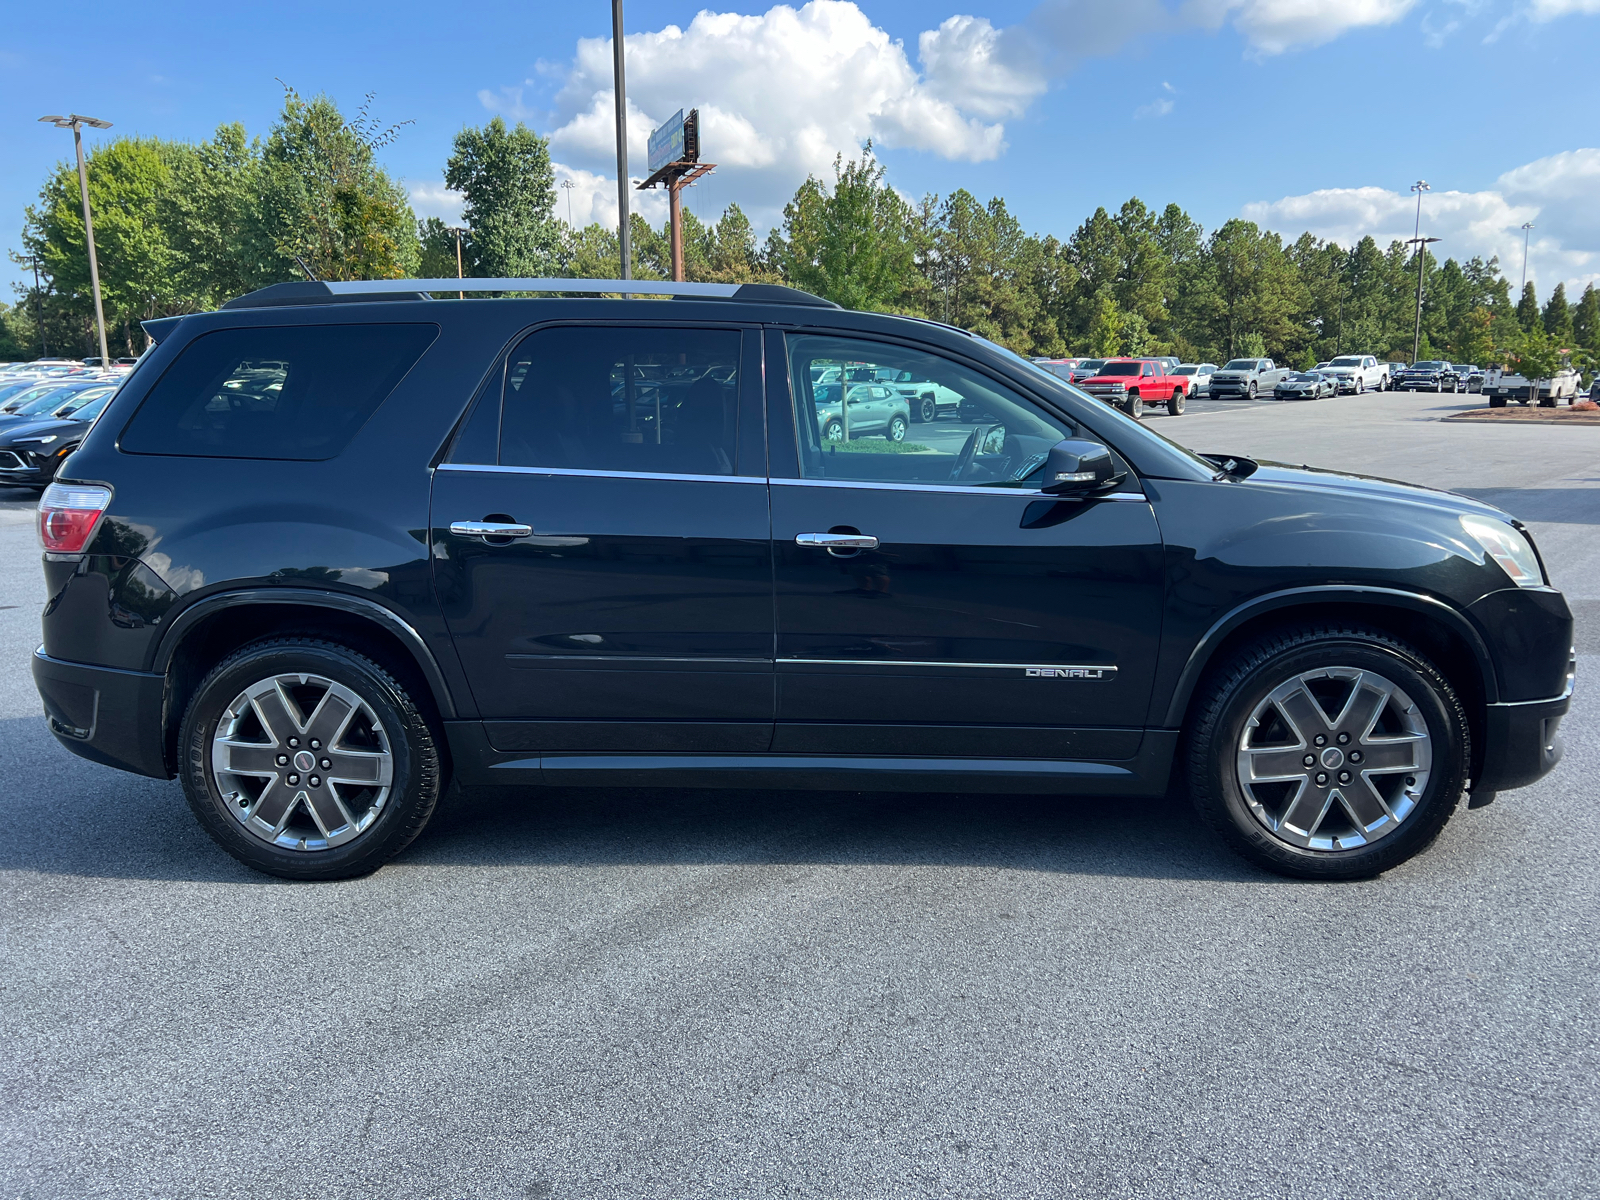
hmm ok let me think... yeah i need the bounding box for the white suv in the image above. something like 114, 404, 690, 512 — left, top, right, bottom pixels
1322, 355, 1387, 394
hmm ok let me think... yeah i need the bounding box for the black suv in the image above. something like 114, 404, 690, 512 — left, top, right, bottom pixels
32, 279, 1574, 881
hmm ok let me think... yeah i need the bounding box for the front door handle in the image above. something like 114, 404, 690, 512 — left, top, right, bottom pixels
796, 532, 879, 550
451, 520, 533, 540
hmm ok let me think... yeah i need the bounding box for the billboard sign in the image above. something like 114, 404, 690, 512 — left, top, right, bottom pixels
647, 108, 699, 175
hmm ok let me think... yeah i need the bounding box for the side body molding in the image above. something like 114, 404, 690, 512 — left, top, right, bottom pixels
151, 587, 458, 719
1159, 584, 1500, 728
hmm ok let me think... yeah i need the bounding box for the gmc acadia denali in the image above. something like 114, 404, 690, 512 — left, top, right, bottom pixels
31, 278, 1574, 881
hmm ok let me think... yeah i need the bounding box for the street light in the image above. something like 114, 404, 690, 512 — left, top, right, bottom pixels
39, 114, 112, 367
447, 225, 467, 299
1407, 235, 1442, 364
611, 0, 631, 282
561, 178, 576, 227
1520, 222, 1535, 294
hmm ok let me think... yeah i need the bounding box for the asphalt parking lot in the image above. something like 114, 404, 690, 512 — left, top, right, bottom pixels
2, 391, 1596, 1200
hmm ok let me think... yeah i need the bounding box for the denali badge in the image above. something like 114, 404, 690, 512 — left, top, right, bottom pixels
1026, 666, 1116, 680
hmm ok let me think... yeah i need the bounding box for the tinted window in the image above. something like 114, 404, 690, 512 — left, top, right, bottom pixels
1223, 360, 1256, 370
786, 334, 1074, 487
120, 324, 437, 460
498, 326, 739, 476
1099, 363, 1141, 376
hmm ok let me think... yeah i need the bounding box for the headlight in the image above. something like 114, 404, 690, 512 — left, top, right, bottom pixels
1460, 515, 1545, 588
16, 434, 58, 445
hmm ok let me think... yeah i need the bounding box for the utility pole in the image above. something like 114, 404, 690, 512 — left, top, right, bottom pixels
611, 0, 631, 282
1519, 222, 1535, 294
25, 255, 48, 356
39, 113, 112, 365
448, 226, 466, 299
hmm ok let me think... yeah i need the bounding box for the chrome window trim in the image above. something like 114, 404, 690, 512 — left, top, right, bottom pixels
436, 462, 765, 486
434, 462, 1145, 499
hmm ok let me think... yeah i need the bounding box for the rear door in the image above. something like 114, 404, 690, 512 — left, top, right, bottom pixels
766, 330, 1165, 760
431, 322, 774, 754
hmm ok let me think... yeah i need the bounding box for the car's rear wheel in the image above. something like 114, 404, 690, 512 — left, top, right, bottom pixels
1167, 388, 1186, 416
917, 396, 936, 423
1186, 625, 1468, 880
1488, 394, 1507, 408
179, 638, 443, 880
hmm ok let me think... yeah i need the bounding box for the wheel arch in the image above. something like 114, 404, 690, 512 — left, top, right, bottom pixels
1163, 587, 1498, 778
154, 589, 458, 776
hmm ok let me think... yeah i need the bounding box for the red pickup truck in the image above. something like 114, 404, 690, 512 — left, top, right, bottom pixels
1077, 357, 1188, 418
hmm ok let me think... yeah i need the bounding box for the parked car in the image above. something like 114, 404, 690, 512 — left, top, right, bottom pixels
814, 382, 911, 441
0, 377, 115, 417
878, 368, 965, 422
1460, 365, 1485, 393
32, 276, 1571, 888
1320, 355, 1389, 394
1033, 358, 1101, 385
1273, 371, 1338, 400
0, 389, 114, 491
1484, 365, 1582, 408
1384, 362, 1409, 387
1392, 361, 1461, 392
1, 384, 118, 431
1209, 358, 1292, 400
1173, 363, 1218, 396
1144, 356, 1182, 373
1078, 357, 1189, 417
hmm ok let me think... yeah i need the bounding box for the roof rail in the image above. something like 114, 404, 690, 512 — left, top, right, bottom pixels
222, 278, 841, 310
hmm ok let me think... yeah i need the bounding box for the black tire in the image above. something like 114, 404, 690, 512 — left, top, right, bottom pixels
179, 638, 444, 880
1247, 381, 1257, 400
917, 396, 936, 423
887, 415, 908, 442
1185, 625, 1469, 880
1488, 394, 1506, 408
1538, 393, 1555, 408
1167, 388, 1186, 416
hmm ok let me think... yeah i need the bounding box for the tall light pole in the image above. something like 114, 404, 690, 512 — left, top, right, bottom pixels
561, 178, 576, 227
40, 114, 112, 366
1519, 222, 1535, 294
1408, 235, 1442, 364
611, 0, 631, 281
447, 226, 466, 299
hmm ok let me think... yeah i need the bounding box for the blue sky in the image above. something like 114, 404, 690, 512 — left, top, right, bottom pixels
3, 0, 1599, 299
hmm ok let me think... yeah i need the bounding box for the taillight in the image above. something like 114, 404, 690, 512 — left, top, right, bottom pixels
38, 483, 112, 555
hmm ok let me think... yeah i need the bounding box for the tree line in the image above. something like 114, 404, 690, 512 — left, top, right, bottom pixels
7, 88, 1597, 380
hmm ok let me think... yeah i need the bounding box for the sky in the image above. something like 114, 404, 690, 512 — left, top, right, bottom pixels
3, 0, 1599, 300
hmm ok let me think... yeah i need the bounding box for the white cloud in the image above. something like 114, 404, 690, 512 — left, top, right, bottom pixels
496, 1, 1018, 230
1242, 148, 1600, 294
552, 162, 667, 231
1135, 80, 1177, 118
1184, 0, 1422, 54
405, 180, 465, 223
1522, 0, 1600, 19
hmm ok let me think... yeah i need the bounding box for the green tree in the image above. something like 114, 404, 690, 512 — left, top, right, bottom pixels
1508, 320, 1563, 381
769, 147, 915, 312
444, 117, 561, 278
1572, 283, 1600, 355
1202, 220, 1305, 360
1516, 282, 1540, 332
1086, 293, 1122, 356
164, 123, 276, 309
255, 86, 420, 282
1542, 281, 1574, 346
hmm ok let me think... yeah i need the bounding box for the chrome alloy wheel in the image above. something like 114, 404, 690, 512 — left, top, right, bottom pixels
211, 673, 394, 851
1235, 667, 1432, 851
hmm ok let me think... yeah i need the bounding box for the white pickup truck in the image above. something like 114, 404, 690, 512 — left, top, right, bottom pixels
1320, 354, 1389, 394
1484, 366, 1582, 408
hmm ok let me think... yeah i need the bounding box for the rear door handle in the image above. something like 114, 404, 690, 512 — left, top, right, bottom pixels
796, 532, 879, 550
450, 520, 533, 540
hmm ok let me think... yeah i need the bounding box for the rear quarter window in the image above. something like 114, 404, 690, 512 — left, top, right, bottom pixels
118, 323, 438, 460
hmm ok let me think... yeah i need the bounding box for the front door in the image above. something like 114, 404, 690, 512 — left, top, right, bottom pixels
767, 331, 1165, 760
431, 322, 773, 753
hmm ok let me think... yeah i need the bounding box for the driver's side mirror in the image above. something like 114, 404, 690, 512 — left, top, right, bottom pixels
1040, 438, 1125, 495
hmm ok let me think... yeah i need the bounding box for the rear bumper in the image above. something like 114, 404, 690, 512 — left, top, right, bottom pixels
1476, 660, 1574, 793
31, 647, 171, 779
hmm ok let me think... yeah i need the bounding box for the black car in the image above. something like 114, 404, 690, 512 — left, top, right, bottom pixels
1393, 361, 1461, 392
0, 388, 117, 491
31, 279, 1573, 885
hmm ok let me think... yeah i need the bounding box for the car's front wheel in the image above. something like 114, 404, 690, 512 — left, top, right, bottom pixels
1125, 392, 1143, 419
886, 415, 908, 441
1246, 381, 1257, 400
179, 638, 443, 879
1186, 625, 1468, 880
824, 421, 845, 442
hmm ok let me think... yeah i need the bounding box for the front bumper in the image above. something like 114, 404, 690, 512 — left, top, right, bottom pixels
1477, 663, 1573, 793
31, 647, 171, 779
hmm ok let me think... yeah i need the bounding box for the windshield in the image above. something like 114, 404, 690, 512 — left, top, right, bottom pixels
1097, 363, 1142, 376
1328, 356, 1363, 367
65, 393, 112, 422
54, 387, 115, 416
1287, 373, 1320, 382
3, 386, 74, 414
1413, 361, 1446, 370
1223, 360, 1257, 371
1174, 366, 1196, 375
1079, 359, 1105, 370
